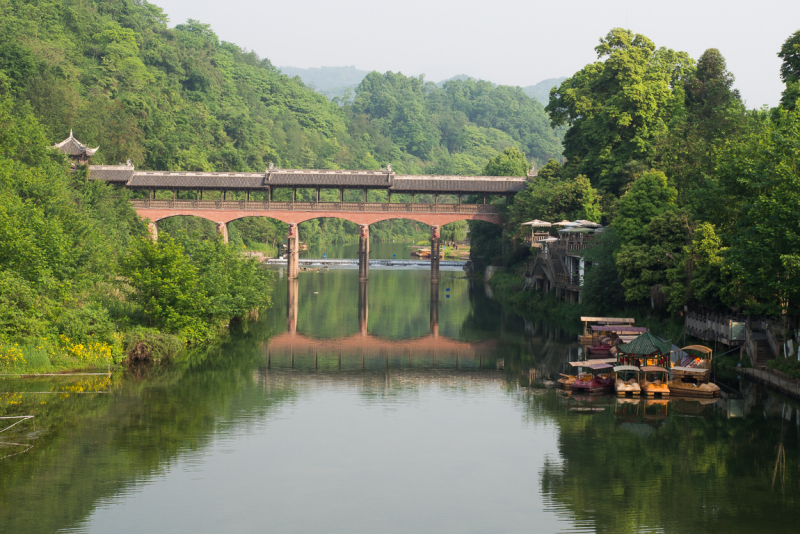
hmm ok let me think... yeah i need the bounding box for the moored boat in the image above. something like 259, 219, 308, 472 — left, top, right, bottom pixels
557, 373, 578, 389
570, 363, 614, 394
614, 365, 641, 396
640, 366, 670, 397
668, 366, 720, 398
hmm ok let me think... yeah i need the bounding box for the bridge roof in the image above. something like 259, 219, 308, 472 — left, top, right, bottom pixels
127, 171, 264, 188
88, 165, 135, 182
99, 167, 529, 193
393, 175, 527, 193
266, 169, 393, 187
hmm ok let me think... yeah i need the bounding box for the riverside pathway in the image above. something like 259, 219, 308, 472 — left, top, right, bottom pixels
739, 367, 800, 400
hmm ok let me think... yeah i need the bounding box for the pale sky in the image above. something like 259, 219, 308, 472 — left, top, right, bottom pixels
153, 0, 799, 108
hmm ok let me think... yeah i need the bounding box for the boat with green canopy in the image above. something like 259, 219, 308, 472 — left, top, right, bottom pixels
614, 331, 672, 368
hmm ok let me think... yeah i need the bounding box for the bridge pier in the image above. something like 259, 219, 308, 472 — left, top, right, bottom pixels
287, 223, 299, 279
430, 225, 441, 283
358, 279, 369, 336
147, 221, 158, 242
358, 224, 370, 280
216, 222, 228, 243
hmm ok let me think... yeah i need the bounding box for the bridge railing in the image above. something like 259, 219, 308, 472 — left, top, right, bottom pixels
130, 199, 499, 214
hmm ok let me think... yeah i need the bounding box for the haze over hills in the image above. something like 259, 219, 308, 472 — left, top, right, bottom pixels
279, 66, 566, 105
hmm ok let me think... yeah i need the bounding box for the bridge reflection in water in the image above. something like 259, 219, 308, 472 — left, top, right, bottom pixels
273, 275, 501, 371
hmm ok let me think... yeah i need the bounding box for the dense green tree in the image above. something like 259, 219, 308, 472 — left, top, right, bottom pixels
467, 147, 528, 268
612, 170, 677, 243
581, 227, 626, 314
547, 28, 692, 194
778, 30, 800, 110
482, 146, 529, 177
715, 107, 800, 315
655, 49, 746, 211
121, 235, 211, 340
616, 209, 691, 304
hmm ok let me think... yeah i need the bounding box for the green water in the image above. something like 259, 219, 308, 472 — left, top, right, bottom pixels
0, 268, 798, 533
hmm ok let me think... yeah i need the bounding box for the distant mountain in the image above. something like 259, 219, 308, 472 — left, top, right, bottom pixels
278, 66, 371, 100
280, 66, 567, 106
522, 77, 568, 105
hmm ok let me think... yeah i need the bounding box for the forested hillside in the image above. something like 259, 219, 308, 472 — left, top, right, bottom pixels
0, 0, 562, 249
0, 0, 561, 174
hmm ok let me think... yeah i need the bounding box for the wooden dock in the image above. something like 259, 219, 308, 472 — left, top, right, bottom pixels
738, 367, 800, 401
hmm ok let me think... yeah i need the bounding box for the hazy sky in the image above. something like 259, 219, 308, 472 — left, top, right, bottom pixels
153, 0, 799, 107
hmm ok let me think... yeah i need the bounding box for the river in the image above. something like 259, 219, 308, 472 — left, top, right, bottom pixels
0, 245, 798, 533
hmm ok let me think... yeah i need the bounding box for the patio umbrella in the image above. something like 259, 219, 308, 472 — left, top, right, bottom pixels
574, 220, 602, 228
521, 219, 552, 227
553, 220, 580, 227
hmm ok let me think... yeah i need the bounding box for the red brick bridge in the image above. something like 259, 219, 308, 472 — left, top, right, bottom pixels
90, 165, 528, 278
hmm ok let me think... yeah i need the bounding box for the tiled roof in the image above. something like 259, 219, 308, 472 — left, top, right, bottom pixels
88, 165, 134, 182
53, 130, 98, 157
617, 332, 672, 356
95, 166, 529, 193
127, 172, 264, 188
392, 175, 527, 193
266, 170, 392, 187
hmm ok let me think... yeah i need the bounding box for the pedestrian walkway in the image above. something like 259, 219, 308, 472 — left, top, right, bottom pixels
739, 367, 800, 400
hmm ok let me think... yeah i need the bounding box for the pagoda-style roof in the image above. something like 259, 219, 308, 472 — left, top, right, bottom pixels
616, 332, 672, 356
54, 130, 98, 160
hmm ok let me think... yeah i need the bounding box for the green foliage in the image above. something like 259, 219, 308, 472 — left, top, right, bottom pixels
779, 30, 800, 110
121, 235, 211, 339
507, 164, 601, 237
547, 28, 692, 193
767, 357, 800, 379
714, 107, 800, 315
581, 227, 626, 314
482, 146, 528, 177
121, 234, 272, 343
616, 209, 691, 304
612, 170, 677, 243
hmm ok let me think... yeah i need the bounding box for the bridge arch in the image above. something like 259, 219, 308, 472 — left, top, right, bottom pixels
136, 209, 502, 227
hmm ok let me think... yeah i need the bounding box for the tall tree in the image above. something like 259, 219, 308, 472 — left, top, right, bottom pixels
778, 30, 800, 110
546, 28, 692, 194
655, 48, 745, 211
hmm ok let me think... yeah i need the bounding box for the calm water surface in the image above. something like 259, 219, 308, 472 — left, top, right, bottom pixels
0, 255, 798, 533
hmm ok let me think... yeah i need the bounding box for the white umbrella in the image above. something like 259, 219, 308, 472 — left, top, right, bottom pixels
521, 219, 552, 227
553, 220, 579, 227
574, 219, 601, 228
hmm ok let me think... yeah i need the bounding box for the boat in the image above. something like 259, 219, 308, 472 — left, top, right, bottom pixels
570, 363, 614, 394
668, 366, 720, 398
557, 373, 578, 389
587, 343, 613, 355
614, 365, 641, 397
640, 366, 670, 397
411, 248, 431, 258
578, 317, 639, 347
